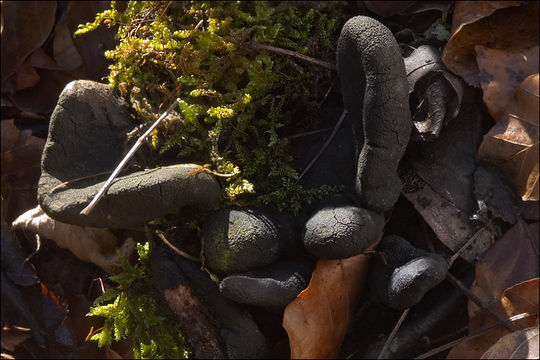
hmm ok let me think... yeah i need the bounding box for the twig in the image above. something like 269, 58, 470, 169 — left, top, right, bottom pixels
80, 98, 180, 215
298, 110, 347, 180
449, 222, 493, 266
415, 312, 539, 359
285, 127, 333, 140
249, 41, 337, 71
156, 232, 201, 263
446, 273, 518, 332
193, 19, 204, 31
378, 308, 411, 359
520, 216, 539, 258
18, 234, 41, 278
316, 77, 337, 111
51, 170, 115, 192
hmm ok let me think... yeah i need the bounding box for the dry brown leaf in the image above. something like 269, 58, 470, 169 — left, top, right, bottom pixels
481, 326, 539, 359
364, 1, 419, 17
66, 1, 116, 80
53, 12, 84, 74
0, 1, 57, 87
1, 119, 45, 224
0, 326, 32, 352
283, 236, 381, 359
500, 278, 539, 322
6, 48, 76, 114
478, 74, 539, 201
442, 1, 538, 87
448, 278, 539, 359
476, 46, 539, 121
11, 205, 135, 274
447, 220, 539, 359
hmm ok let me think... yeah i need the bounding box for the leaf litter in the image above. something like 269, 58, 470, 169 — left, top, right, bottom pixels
1, 1, 539, 359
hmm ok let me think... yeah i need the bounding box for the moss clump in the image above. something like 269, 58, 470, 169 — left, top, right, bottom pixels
76, 0, 345, 213
78, 2, 346, 357
88, 240, 191, 359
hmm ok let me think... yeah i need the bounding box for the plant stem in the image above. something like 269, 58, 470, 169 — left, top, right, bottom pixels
249, 41, 337, 71
415, 312, 538, 359
446, 273, 518, 332
378, 308, 410, 359
298, 110, 346, 180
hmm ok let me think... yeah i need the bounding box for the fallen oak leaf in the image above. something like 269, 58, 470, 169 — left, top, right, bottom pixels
481, 326, 539, 359
0, 1, 57, 88
478, 73, 539, 201
364, 1, 419, 18
11, 205, 135, 274
447, 219, 539, 359
1, 326, 32, 352
475, 45, 538, 122
500, 278, 539, 325
1, 119, 45, 225
447, 278, 539, 359
442, 1, 538, 87
283, 235, 381, 359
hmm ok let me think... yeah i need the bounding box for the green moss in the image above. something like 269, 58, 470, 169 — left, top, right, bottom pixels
79, 3, 347, 357
76, 0, 346, 214
88, 240, 191, 359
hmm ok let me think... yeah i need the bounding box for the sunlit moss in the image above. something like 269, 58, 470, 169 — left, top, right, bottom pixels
76, 0, 346, 214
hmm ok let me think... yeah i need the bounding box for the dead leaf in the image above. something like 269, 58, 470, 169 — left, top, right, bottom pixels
402, 91, 498, 262
6, 48, 76, 114
364, 1, 418, 17
476, 46, 539, 122
0, 1, 57, 87
282, 236, 381, 359
406, 1, 453, 23
404, 45, 464, 140
53, 12, 85, 74
1, 226, 39, 287
447, 220, 539, 359
403, 181, 495, 263
481, 326, 539, 359
478, 74, 539, 201
11, 206, 135, 274
472, 222, 539, 317
1, 119, 45, 224
14, 58, 41, 92
500, 278, 539, 321
442, 1, 538, 87
66, 1, 116, 80
1, 326, 32, 352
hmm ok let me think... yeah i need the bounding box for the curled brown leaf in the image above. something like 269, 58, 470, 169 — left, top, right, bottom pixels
283, 236, 381, 359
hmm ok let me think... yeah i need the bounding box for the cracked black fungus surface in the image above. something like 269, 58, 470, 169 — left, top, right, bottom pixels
336, 16, 412, 213
38, 80, 221, 228
302, 205, 384, 259
371, 235, 449, 310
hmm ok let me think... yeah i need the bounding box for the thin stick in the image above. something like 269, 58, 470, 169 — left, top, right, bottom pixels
316, 77, 337, 111
156, 232, 201, 263
285, 127, 333, 140
446, 273, 518, 332
249, 41, 337, 71
51, 170, 115, 192
449, 222, 493, 266
80, 98, 180, 215
298, 110, 347, 180
520, 216, 539, 258
378, 308, 411, 359
415, 312, 539, 359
